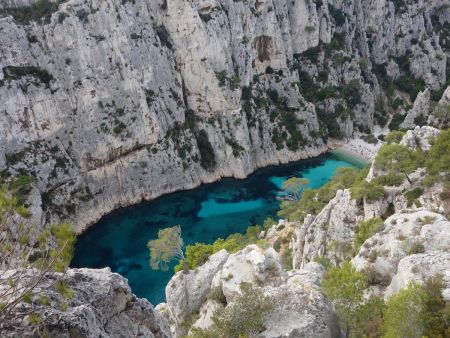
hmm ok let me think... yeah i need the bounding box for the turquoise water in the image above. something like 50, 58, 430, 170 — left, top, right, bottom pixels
71, 153, 362, 304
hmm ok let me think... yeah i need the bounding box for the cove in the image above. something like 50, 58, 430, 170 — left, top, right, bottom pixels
71, 153, 363, 304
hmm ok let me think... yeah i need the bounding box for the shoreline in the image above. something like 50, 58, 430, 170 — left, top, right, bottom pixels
329, 137, 381, 163
74, 138, 377, 235
329, 148, 369, 167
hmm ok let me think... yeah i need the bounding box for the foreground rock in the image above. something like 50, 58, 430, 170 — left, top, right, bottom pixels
0, 268, 171, 338
159, 245, 339, 337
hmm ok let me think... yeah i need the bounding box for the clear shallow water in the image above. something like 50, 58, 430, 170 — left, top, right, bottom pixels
71, 153, 362, 304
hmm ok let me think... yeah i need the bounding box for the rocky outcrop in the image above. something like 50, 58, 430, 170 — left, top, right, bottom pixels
400, 125, 441, 151
0, 267, 172, 337
0, 0, 449, 234
352, 210, 450, 296
153, 125, 450, 337
159, 245, 339, 337
293, 189, 363, 269
164, 249, 229, 326
384, 252, 450, 301
400, 89, 430, 129
429, 85, 450, 128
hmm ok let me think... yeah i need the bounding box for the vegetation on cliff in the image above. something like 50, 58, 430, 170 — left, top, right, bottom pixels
0, 182, 75, 329
189, 283, 274, 338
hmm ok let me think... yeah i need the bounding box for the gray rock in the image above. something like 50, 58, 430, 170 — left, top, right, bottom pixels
352, 210, 450, 290
294, 189, 363, 268
385, 252, 450, 301
0, 267, 172, 337
164, 249, 229, 333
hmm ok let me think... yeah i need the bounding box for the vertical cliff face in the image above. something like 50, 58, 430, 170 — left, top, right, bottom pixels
0, 0, 449, 230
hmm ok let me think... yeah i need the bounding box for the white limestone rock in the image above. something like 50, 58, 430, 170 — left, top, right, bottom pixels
260, 266, 339, 338
294, 189, 364, 268
1, 0, 448, 235
0, 267, 172, 337
352, 210, 450, 288
400, 89, 430, 130
211, 245, 284, 302
400, 125, 441, 151
164, 249, 229, 327
385, 252, 450, 301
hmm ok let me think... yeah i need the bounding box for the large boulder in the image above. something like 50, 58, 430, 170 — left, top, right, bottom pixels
384, 252, 450, 301
0, 267, 171, 338
293, 189, 363, 268
184, 246, 339, 338
260, 263, 340, 338
211, 245, 283, 302
352, 210, 450, 290
164, 249, 229, 327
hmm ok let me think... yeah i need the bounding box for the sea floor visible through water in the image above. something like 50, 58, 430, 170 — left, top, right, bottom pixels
71, 153, 364, 304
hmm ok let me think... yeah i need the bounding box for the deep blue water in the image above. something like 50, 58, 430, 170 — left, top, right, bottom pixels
71, 153, 363, 304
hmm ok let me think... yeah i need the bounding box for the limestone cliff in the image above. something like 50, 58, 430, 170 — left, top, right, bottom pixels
0, 0, 449, 232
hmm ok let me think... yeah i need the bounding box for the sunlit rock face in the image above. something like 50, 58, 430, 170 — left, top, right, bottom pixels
0, 0, 449, 233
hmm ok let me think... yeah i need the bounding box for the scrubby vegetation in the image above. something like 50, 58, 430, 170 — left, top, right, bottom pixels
189, 283, 273, 338
322, 264, 450, 338
375, 143, 424, 183
3, 66, 54, 88
354, 218, 383, 249
383, 277, 450, 338
196, 130, 216, 170
424, 129, 450, 187
0, 0, 65, 25
0, 182, 75, 326
278, 166, 373, 222
148, 225, 185, 271
174, 224, 264, 272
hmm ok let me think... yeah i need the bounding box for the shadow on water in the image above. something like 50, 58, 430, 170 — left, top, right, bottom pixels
71, 153, 362, 304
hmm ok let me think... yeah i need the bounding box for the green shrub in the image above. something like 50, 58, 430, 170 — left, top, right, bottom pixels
354, 218, 383, 250
425, 129, 450, 186
360, 134, 378, 145
225, 137, 244, 157
175, 225, 262, 272
196, 130, 216, 170
207, 285, 227, 306
321, 262, 368, 337
262, 217, 276, 230
373, 173, 404, 186
350, 180, 385, 202
0, 0, 64, 25
375, 143, 424, 183
385, 130, 405, 144
189, 283, 273, 338
388, 113, 406, 131
405, 188, 423, 207
329, 5, 346, 26
278, 166, 367, 221
384, 283, 426, 338
391, 97, 404, 109
3, 66, 54, 88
